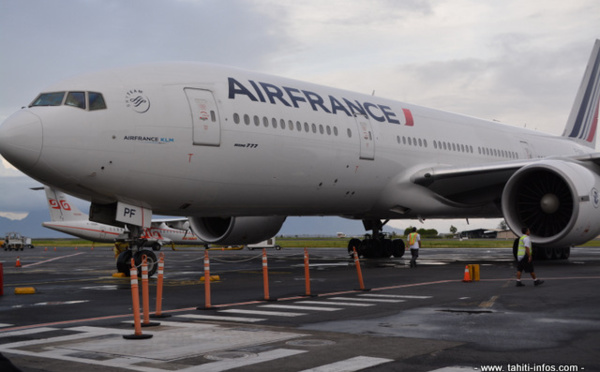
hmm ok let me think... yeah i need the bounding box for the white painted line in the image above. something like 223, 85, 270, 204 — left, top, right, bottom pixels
21, 252, 85, 268
330, 297, 405, 303
219, 309, 306, 317
195, 348, 306, 372
296, 301, 374, 307
260, 304, 342, 312
176, 314, 266, 323
81, 285, 119, 291
0, 324, 13, 328
0, 327, 57, 338
359, 293, 432, 299
299, 355, 393, 372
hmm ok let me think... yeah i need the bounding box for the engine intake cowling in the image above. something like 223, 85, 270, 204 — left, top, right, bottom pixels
188, 216, 286, 245
501, 160, 600, 247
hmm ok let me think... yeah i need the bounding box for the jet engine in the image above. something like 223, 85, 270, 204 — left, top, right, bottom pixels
188, 216, 286, 245
501, 159, 600, 248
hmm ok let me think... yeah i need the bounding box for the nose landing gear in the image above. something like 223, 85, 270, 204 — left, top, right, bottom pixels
115, 226, 158, 276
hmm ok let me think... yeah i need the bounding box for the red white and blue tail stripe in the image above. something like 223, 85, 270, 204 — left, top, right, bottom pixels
562, 39, 600, 149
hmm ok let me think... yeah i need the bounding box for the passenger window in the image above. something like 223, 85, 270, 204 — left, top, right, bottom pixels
66, 92, 86, 109
233, 113, 240, 124
30, 92, 65, 107
88, 92, 107, 110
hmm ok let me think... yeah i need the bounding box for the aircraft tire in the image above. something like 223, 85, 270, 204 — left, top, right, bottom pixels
116, 250, 133, 276
134, 250, 158, 277
391, 239, 405, 258
347, 238, 361, 256
512, 238, 519, 261
541, 246, 553, 260
560, 246, 570, 259
382, 239, 393, 258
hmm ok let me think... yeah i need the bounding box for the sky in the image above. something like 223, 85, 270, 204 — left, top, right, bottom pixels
1, 0, 599, 236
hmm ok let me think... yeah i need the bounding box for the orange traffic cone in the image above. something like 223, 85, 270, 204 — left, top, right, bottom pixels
16, 257, 22, 268
462, 265, 471, 282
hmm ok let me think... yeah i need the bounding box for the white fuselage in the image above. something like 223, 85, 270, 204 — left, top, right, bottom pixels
0, 63, 595, 221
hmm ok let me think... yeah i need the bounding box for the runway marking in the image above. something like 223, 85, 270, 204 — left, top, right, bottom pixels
176, 314, 266, 323
21, 252, 86, 268
219, 309, 306, 317
0, 327, 57, 338
359, 293, 432, 299
259, 304, 342, 312
299, 355, 393, 371
11, 300, 89, 309
479, 295, 499, 309
194, 348, 306, 372
0, 323, 307, 372
330, 297, 405, 303
296, 300, 375, 307
0, 324, 13, 328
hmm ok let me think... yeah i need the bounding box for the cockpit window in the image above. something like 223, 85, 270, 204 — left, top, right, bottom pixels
31, 92, 65, 107
88, 92, 107, 110
65, 92, 86, 109
29, 91, 107, 111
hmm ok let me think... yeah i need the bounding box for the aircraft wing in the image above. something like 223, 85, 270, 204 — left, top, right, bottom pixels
149, 218, 189, 230
411, 153, 600, 205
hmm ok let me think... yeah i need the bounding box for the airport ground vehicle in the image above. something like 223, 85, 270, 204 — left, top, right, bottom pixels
2, 232, 34, 251
246, 238, 282, 250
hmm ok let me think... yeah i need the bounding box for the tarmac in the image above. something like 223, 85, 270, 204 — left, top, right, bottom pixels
1, 245, 599, 371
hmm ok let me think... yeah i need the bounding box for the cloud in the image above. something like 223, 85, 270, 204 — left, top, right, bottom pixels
0, 0, 599, 237
0, 211, 28, 220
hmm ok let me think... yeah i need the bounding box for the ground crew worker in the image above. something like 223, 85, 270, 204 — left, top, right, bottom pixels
406, 227, 421, 268
516, 227, 544, 287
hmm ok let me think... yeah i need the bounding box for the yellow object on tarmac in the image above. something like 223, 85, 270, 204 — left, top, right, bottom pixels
468, 264, 480, 281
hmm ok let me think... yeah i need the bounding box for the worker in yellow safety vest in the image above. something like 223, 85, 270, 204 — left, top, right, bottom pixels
515, 227, 544, 287
406, 227, 421, 268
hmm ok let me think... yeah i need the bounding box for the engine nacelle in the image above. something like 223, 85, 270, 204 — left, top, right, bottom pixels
501, 159, 600, 247
188, 216, 286, 245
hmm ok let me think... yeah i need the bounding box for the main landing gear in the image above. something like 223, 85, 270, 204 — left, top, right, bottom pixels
511, 238, 571, 261
115, 226, 158, 277
347, 219, 405, 259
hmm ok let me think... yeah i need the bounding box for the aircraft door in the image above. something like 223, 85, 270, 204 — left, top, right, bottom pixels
519, 140, 534, 159
354, 114, 375, 160
184, 88, 221, 146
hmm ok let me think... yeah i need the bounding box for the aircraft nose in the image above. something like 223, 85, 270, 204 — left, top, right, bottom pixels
0, 110, 43, 171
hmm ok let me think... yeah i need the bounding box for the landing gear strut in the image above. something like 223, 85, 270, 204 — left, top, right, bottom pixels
115, 226, 158, 276
347, 219, 405, 259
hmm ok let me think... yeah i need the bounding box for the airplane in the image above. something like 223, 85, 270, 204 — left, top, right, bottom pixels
39, 186, 202, 273
0, 40, 599, 264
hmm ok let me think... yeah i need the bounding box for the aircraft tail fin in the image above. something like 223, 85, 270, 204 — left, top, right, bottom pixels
562, 39, 600, 149
44, 186, 88, 221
